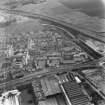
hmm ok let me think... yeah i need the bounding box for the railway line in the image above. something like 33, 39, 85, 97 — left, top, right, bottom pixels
0, 62, 101, 91
0, 8, 105, 103
0, 8, 105, 43
0, 8, 104, 59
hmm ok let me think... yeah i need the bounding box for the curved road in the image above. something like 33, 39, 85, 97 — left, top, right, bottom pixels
0, 8, 104, 99
0, 8, 103, 59
0, 8, 105, 43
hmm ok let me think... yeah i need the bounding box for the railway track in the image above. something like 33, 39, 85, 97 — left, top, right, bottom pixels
0, 8, 104, 100
0, 61, 101, 91
0, 8, 105, 43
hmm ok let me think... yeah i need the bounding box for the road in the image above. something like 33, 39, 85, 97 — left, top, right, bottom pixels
0, 8, 104, 58
0, 61, 101, 91
0, 8, 104, 93
0, 8, 105, 43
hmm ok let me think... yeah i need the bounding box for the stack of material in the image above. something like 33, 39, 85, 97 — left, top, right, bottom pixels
62, 81, 89, 105
59, 74, 69, 83
41, 77, 61, 96
32, 80, 45, 101
66, 73, 76, 82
